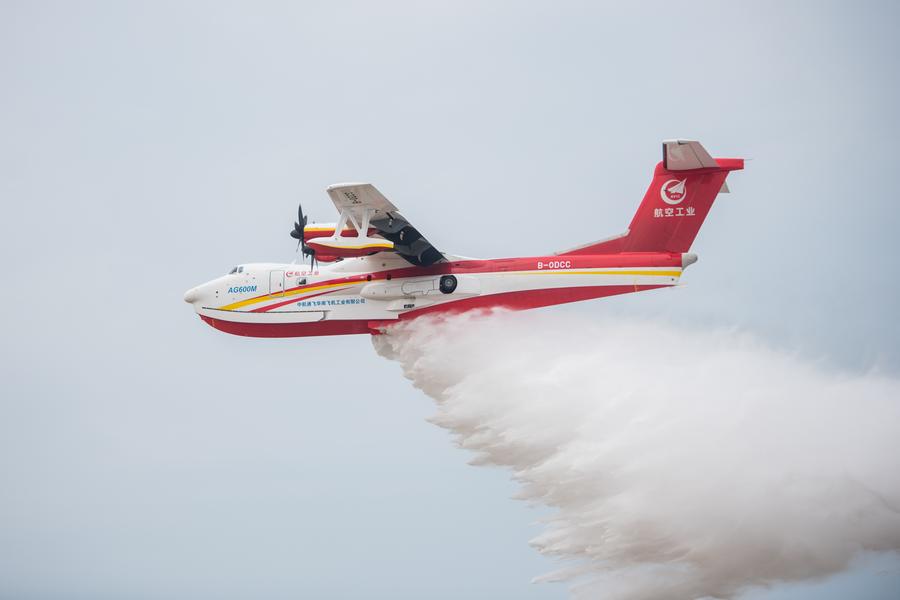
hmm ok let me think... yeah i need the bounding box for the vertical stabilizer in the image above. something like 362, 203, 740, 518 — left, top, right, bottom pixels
562, 140, 744, 255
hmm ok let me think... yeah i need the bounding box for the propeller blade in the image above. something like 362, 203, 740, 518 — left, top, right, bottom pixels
291, 203, 308, 242
298, 204, 308, 227
292, 203, 314, 255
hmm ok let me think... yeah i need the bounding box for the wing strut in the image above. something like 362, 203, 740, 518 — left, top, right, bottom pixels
325, 183, 445, 267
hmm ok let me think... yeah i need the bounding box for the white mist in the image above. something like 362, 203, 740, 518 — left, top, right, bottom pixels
374, 310, 900, 600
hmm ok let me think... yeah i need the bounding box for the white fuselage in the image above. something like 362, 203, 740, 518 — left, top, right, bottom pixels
184, 251, 688, 337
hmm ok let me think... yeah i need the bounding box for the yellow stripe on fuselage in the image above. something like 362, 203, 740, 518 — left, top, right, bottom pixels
513, 269, 682, 277
218, 269, 679, 312
218, 281, 358, 311
311, 242, 394, 250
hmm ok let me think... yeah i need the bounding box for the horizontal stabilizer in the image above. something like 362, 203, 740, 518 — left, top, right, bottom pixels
663, 139, 719, 171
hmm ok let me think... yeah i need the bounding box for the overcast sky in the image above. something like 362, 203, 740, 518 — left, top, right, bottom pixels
1, 1, 898, 599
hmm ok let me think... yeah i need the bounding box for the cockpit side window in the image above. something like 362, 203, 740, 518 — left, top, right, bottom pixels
238, 266, 244, 273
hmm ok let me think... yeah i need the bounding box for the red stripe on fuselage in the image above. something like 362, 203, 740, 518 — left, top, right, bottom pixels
399, 284, 666, 319
200, 284, 667, 338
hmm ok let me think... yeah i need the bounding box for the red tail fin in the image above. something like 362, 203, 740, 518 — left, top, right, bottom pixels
564, 140, 744, 255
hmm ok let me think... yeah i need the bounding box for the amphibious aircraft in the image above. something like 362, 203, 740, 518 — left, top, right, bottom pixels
183, 140, 743, 337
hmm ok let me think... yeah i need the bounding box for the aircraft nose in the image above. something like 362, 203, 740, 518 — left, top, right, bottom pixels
183, 286, 201, 304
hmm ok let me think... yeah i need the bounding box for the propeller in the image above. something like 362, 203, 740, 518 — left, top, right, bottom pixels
290, 203, 316, 269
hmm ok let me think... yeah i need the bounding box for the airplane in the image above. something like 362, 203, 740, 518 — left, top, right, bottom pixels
183, 140, 744, 338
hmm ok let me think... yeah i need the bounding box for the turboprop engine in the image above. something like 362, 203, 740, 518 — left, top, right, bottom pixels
305, 234, 394, 258
301, 223, 378, 241
291, 205, 390, 262
300, 223, 386, 261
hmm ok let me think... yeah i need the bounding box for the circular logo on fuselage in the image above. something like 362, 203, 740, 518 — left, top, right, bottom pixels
660, 179, 687, 205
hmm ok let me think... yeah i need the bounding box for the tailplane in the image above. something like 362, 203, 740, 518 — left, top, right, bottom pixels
562, 140, 744, 255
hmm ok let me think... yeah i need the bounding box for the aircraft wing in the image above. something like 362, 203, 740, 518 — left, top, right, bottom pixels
326, 183, 445, 266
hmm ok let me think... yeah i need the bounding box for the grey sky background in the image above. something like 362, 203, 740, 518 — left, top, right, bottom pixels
1, 1, 898, 599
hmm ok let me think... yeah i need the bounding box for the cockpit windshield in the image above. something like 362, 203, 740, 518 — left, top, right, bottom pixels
228, 265, 245, 275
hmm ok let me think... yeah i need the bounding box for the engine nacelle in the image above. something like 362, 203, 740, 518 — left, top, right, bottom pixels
306, 235, 394, 258
303, 224, 378, 242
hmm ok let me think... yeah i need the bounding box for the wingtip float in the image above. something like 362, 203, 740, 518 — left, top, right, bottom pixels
183, 140, 744, 338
